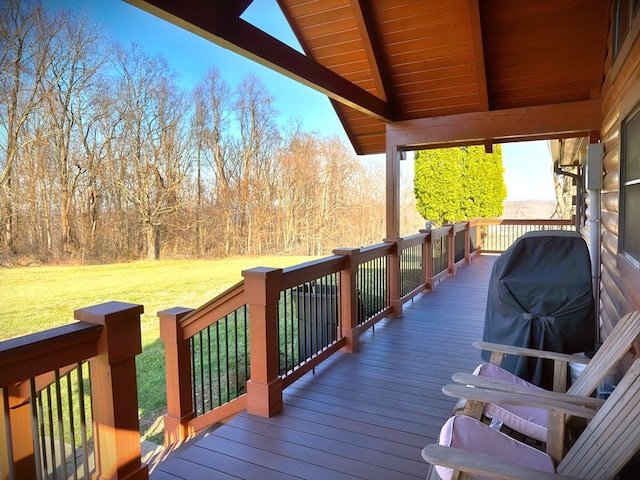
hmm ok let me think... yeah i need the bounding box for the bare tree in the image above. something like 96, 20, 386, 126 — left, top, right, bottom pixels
0, 1, 400, 263
73, 73, 116, 259
233, 74, 280, 255
109, 43, 190, 260
191, 68, 234, 255
40, 8, 107, 257
342, 158, 386, 247
0, 0, 51, 253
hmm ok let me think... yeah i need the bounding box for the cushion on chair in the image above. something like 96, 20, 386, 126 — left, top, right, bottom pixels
435, 415, 556, 480
473, 362, 549, 442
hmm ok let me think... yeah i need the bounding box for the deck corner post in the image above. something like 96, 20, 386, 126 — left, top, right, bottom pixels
384, 237, 403, 318
333, 248, 362, 352
158, 307, 196, 447
243, 267, 284, 417
75, 301, 148, 480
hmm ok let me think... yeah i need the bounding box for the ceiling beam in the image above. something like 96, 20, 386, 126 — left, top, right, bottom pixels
126, 0, 394, 122
386, 99, 603, 149
213, 0, 254, 19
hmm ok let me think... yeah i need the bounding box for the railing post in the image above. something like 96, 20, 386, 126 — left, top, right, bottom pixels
243, 267, 283, 417
420, 230, 434, 292
446, 224, 455, 275
74, 301, 148, 480
158, 307, 195, 447
333, 248, 361, 353
384, 238, 403, 318
0, 388, 35, 479
464, 221, 471, 264
475, 219, 484, 255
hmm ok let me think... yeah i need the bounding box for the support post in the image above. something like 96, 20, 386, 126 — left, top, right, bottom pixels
385, 143, 401, 239
333, 248, 361, 352
75, 301, 148, 480
242, 267, 283, 417
158, 307, 195, 446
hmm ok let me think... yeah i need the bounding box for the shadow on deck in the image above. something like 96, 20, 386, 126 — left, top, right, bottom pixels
151, 255, 497, 480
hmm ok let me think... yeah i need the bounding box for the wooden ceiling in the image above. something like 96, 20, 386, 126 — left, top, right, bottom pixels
127, 0, 610, 155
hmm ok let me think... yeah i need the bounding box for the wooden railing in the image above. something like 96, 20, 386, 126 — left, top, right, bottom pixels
0, 302, 148, 480
0, 217, 574, 472
159, 220, 487, 447
478, 218, 575, 253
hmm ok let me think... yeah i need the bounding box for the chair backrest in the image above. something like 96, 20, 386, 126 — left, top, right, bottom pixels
567, 311, 640, 397
558, 357, 640, 478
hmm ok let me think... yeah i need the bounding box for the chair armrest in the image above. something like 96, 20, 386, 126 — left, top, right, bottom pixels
451, 372, 605, 409
422, 444, 580, 480
473, 341, 590, 364
442, 384, 598, 419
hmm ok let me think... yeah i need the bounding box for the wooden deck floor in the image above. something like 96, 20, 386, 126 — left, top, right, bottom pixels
151, 255, 496, 480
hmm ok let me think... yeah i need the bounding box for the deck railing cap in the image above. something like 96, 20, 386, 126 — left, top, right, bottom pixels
74, 300, 144, 325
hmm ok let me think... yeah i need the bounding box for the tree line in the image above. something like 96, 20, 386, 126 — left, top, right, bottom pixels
0, 1, 414, 264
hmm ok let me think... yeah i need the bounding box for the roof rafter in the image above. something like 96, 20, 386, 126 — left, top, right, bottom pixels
126, 0, 395, 122
349, 0, 395, 108
468, 0, 489, 112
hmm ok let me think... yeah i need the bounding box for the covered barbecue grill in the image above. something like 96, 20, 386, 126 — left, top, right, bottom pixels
482, 230, 596, 389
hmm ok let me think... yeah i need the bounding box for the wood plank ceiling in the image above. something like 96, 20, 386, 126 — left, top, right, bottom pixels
126, 0, 610, 155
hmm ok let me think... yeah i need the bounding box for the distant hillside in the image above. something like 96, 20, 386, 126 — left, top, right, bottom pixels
502, 200, 557, 219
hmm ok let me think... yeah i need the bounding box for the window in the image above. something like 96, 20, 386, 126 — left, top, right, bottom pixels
620, 104, 640, 267
613, 0, 640, 61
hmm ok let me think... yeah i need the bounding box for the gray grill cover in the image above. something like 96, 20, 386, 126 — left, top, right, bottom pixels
482, 230, 596, 389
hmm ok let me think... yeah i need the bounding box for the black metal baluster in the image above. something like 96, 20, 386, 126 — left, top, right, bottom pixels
215, 322, 222, 407
198, 331, 205, 415
30, 380, 44, 480
206, 326, 213, 411
64, 370, 78, 479
189, 337, 197, 416
54, 370, 67, 480
224, 316, 231, 404
77, 363, 90, 478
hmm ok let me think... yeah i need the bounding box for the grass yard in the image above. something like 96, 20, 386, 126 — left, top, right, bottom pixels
0, 255, 316, 445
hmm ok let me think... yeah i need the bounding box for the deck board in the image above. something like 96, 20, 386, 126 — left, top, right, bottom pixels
151, 255, 496, 479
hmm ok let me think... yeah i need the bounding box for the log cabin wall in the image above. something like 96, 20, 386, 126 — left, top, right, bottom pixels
599, 1, 640, 364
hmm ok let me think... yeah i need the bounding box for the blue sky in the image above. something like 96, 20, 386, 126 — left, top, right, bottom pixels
44, 0, 557, 201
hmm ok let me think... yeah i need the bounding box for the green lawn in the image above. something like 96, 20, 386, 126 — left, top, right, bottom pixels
0, 255, 316, 444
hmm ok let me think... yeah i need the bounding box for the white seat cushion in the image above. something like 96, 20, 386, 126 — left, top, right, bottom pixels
436, 415, 556, 480
473, 362, 549, 442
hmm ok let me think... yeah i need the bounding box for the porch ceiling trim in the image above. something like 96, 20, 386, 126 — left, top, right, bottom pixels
126, 0, 395, 123
386, 99, 603, 150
